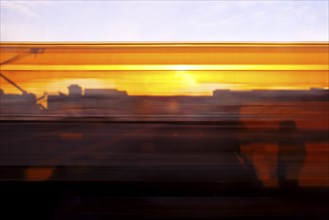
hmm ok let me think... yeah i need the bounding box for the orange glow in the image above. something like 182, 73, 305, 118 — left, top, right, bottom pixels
0, 43, 328, 97
24, 167, 54, 181
1, 64, 327, 71
1, 70, 327, 97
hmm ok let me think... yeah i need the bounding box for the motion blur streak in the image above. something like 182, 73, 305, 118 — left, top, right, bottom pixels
0, 43, 328, 219
2, 64, 327, 71
1, 43, 328, 96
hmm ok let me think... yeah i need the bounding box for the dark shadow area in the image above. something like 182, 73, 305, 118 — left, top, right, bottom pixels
277, 120, 306, 190
1, 83, 328, 219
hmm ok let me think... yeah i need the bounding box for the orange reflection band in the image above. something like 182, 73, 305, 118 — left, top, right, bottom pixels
1, 64, 328, 71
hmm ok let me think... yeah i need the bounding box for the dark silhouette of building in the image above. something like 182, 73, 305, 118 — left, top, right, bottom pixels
68, 84, 83, 97
85, 88, 127, 97
0, 89, 41, 115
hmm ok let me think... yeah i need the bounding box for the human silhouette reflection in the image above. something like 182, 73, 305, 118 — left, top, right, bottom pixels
233, 122, 261, 189
277, 120, 306, 189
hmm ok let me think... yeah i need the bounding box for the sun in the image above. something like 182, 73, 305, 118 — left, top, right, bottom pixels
175, 71, 197, 87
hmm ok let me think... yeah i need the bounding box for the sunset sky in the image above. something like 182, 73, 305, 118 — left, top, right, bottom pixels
1, 43, 328, 97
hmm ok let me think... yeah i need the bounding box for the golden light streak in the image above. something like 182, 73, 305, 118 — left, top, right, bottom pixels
1, 64, 328, 71
1, 70, 328, 97
1, 43, 328, 97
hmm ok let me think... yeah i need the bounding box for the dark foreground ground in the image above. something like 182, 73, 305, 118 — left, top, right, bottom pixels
0, 121, 328, 219
2, 181, 328, 220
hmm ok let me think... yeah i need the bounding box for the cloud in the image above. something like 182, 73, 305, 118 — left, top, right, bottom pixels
1, 0, 53, 18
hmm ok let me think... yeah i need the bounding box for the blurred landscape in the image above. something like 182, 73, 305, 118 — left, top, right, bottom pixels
0, 43, 328, 219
